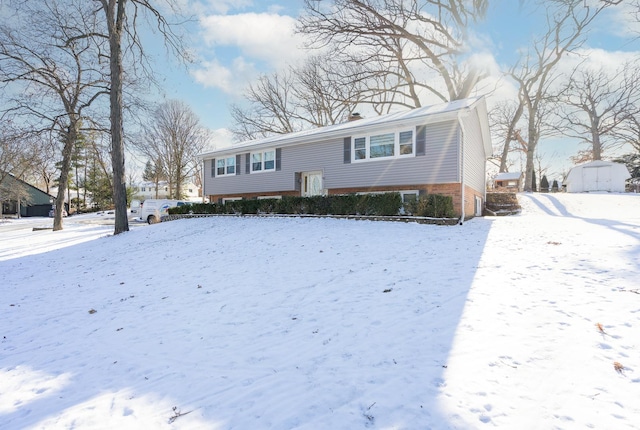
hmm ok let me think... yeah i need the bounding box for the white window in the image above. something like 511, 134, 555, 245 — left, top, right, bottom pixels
400, 191, 419, 203
370, 133, 395, 158
217, 156, 236, 176
354, 137, 366, 160
399, 131, 414, 155
222, 197, 242, 203
352, 129, 414, 162
251, 149, 276, 173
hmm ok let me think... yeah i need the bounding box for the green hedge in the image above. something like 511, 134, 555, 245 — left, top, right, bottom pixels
403, 194, 455, 218
169, 192, 455, 218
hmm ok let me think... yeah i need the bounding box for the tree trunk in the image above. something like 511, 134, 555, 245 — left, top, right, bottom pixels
523, 121, 537, 193
499, 137, 511, 173
54, 125, 77, 231
106, 0, 129, 234
591, 123, 602, 160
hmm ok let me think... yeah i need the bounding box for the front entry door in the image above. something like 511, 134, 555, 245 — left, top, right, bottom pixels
301, 171, 323, 197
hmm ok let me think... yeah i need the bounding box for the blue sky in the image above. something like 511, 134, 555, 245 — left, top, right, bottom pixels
147, 0, 639, 179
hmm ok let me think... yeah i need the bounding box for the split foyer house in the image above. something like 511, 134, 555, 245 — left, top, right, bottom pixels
201, 97, 492, 219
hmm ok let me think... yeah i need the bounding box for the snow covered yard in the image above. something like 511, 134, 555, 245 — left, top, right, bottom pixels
1, 193, 639, 429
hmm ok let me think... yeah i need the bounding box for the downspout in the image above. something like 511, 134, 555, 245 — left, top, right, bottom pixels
458, 112, 466, 225
201, 157, 206, 203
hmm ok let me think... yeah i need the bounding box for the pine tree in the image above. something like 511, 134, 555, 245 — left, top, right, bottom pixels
142, 160, 156, 182
540, 175, 549, 193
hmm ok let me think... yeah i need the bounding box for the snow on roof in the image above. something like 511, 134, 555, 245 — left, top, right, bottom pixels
201, 96, 488, 158
494, 172, 522, 181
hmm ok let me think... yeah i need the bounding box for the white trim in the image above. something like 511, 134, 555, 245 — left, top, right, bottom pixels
222, 197, 242, 203
199, 97, 485, 160
351, 128, 415, 163
250, 149, 276, 173
216, 156, 237, 177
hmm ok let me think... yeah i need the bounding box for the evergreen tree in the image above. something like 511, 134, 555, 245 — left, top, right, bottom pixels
540, 175, 549, 192
142, 160, 156, 182
84, 147, 113, 210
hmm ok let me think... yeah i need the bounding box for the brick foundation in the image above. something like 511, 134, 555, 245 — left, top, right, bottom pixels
209, 182, 484, 219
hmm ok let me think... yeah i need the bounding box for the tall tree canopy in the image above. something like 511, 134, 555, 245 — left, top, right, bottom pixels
298, 0, 490, 105
134, 100, 209, 200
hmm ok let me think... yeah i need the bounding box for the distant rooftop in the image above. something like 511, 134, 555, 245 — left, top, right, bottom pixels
494, 172, 522, 181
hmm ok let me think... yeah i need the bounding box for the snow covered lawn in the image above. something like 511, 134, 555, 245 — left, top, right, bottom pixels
1, 193, 639, 429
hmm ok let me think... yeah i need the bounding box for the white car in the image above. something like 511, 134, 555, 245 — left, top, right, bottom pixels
130, 199, 141, 214
139, 199, 189, 224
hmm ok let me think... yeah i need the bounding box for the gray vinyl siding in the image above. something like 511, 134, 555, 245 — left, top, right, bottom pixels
203, 120, 461, 195
327, 120, 459, 188
461, 113, 487, 193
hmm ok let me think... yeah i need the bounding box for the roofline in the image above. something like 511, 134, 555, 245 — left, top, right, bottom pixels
200, 97, 489, 160
1, 171, 54, 198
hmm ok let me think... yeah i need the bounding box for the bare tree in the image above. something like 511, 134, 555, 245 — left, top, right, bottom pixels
0, 1, 110, 230
615, 109, 640, 154
489, 97, 527, 172
95, 0, 187, 234
298, 0, 489, 106
231, 55, 365, 141
231, 71, 298, 140
556, 62, 640, 161
134, 100, 208, 199
508, 0, 619, 192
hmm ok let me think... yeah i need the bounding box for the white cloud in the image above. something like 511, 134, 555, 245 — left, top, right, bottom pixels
189, 0, 254, 15
208, 127, 234, 150
198, 12, 306, 67
608, 1, 640, 38
191, 57, 257, 95
561, 48, 639, 76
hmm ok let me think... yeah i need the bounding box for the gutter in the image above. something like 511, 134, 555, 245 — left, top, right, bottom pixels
199, 99, 481, 160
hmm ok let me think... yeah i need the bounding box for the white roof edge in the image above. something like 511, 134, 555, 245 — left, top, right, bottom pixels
200, 97, 487, 159
494, 172, 523, 180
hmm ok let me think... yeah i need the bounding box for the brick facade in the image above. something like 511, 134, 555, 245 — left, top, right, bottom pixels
208, 182, 484, 219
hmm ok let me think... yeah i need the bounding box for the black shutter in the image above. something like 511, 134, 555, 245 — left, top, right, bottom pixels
415, 125, 426, 156
236, 154, 241, 175
245, 153, 250, 174
211, 159, 215, 177
276, 148, 282, 171
343, 137, 351, 164
294, 172, 301, 192
419, 189, 426, 197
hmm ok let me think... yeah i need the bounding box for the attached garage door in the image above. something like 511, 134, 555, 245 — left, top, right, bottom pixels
582, 166, 612, 191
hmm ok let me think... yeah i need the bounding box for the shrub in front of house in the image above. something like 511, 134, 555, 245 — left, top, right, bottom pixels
404, 194, 455, 218
168, 192, 454, 218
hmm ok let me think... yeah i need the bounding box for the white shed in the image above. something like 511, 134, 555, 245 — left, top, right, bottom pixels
564, 160, 630, 193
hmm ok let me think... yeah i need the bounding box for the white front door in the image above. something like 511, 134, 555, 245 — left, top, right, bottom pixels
301, 171, 323, 197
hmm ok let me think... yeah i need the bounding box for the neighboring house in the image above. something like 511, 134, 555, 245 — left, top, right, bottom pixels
201, 97, 492, 219
0, 173, 56, 217
132, 180, 201, 202
564, 160, 630, 193
493, 172, 523, 191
